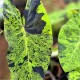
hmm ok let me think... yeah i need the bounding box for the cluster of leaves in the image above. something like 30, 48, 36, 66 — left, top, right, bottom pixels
3, 0, 80, 79
3, 0, 52, 80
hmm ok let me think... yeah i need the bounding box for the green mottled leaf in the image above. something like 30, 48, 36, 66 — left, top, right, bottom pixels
58, 10, 80, 72
68, 70, 80, 80
3, 0, 52, 80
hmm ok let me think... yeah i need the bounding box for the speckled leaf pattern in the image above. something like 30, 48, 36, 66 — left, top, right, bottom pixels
3, 0, 52, 80
68, 70, 80, 80
58, 10, 80, 72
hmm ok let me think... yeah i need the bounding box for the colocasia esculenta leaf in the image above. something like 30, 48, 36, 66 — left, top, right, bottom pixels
58, 10, 80, 73
3, 0, 52, 80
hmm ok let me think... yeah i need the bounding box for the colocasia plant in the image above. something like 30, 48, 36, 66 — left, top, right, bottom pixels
3, 0, 80, 80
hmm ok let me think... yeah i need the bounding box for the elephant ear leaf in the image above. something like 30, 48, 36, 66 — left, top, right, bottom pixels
24, 0, 52, 35
3, 0, 52, 80
58, 10, 80, 72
